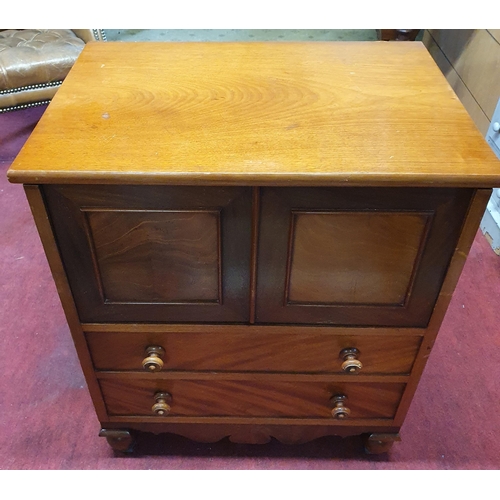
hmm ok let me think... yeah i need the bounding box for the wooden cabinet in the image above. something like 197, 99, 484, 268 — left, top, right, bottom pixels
8, 42, 500, 454
25, 181, 490, 453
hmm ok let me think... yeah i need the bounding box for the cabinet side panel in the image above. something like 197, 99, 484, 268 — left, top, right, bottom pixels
23, 185, 108, 422
393, 188, 492, 426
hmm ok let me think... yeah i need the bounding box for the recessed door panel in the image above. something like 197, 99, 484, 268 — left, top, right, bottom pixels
43, 185, 252, 323
256, 187, 472, 326
85, 209, 221, 304
288, 211, 429, 306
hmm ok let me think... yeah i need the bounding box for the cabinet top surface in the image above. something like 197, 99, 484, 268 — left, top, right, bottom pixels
7, 41, 500, 186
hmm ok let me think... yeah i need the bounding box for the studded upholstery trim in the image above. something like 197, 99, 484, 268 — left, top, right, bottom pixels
0, 99, 51, 113
0, 80, 62, 95
93, 29, 107, 41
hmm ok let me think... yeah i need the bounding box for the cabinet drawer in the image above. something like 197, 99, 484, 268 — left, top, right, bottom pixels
86, 327, 422, 374
100, 378, 405, 419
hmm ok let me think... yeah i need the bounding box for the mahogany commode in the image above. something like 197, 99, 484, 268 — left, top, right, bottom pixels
8, 41, 500, 454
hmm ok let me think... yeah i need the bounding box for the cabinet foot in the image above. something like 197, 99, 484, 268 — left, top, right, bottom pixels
363, 433, 401, 454
99, 428, 136, 453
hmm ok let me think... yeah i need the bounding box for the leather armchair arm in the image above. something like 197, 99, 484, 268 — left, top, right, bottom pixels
0, 29, 106, 113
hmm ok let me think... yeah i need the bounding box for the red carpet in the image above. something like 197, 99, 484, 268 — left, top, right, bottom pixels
1, 107, 500, 469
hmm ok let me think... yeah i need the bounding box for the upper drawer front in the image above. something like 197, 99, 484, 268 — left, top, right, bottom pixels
86, 326, 422, 375
256, 187, 472, 327
100, 377, 405, 419
43, 185, 252, 323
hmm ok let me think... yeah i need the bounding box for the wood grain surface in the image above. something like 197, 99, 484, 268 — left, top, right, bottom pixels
85, 209, 221, 303
86, 328, 422, 374
287, 211, 428, 305
42, 184, 252, 323
7, 42, 500, 187
99, 377, 405, 419
256, 187, 472, 326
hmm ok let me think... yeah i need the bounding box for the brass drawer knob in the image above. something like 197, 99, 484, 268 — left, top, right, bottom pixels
330, 394, 351, 420
142, 346, 165, 372
152, 392, 172, 416
339, 347, 363, 374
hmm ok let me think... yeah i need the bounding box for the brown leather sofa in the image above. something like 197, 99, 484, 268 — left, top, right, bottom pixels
0, 29, 106, 113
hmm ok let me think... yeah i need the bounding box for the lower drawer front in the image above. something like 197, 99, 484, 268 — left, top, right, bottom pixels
87, 329, 421, 374
100, 378, 405, 419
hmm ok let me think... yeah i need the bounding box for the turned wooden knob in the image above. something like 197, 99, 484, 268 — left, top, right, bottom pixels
339, 347, 363, 374
152, 392, 172, 416
142, 346, 165, 372
330, 394, 351, 420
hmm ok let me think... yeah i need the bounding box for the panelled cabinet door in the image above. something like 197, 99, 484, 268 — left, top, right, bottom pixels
43, 185, 252, 323
255, 187, 473, 327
